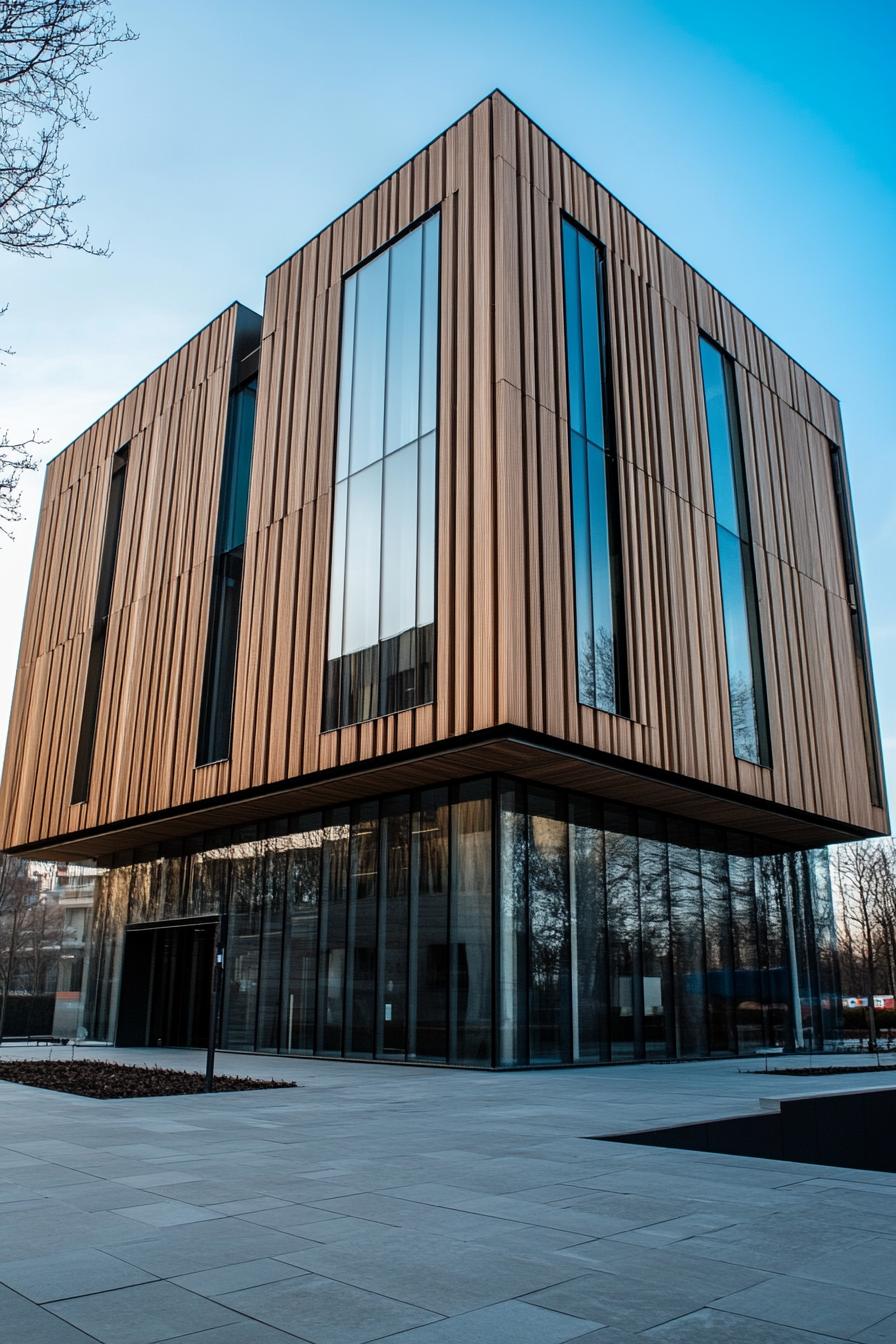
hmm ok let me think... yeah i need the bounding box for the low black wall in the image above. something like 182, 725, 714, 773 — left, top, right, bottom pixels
600, 1086, 896, 1173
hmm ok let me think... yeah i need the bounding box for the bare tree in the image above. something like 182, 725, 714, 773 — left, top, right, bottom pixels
876, 841, 896, 1003
0, 851, 36, 1039
832, 839, 896, 1048
1, 0, 136, 532
20, 887, 64, 995
0, 419, 39, 538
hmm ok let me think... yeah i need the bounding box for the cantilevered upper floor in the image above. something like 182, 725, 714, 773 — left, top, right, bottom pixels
0, 91, 887, 859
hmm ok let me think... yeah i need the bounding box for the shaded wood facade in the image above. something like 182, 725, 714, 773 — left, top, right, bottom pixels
0, 92, 887, 860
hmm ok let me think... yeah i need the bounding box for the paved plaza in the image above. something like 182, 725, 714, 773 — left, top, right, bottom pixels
0, 1047, 894, 1343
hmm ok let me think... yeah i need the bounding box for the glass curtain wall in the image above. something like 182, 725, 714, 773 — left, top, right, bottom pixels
85, 777, 840, 1064
324, 214, 440, 729
495, 783, 839, 1065
560, 219, 627, 714
698, 337, 770, 766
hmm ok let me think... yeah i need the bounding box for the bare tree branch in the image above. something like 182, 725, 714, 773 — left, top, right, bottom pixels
0, 0, 136, 256
0, 2, 135, 538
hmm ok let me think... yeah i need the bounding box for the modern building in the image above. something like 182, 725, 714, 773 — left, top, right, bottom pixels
0, 93, 887, 1066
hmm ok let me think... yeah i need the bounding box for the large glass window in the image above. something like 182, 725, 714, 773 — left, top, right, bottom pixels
196, 376, 258, 765
527, 789, 572, 1063
379, 795, 411, 1057
72, 444, 129, 803
450, 779, 493, 1065
699, 338, 770, 766
221, 830, 262, 1052
561, 219, 627, 714
605, 806, 642, 1059
409, 787, 449, 1061
324, 215, 440, 730
638, 813, 675, 1058
570, 795, 610, 1062
314, 811, 350, 1054
281, 814, 323, 1054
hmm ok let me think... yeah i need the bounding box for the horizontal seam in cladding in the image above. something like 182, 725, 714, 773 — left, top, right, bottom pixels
489, 209, 842, 448
498, 378, 851, 605
17, 553, 222, 673
39, 378, 232, 503
43, 306, 248, 469
491, 146, 840, 410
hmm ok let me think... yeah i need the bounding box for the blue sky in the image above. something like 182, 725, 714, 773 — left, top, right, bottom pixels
1, 0, 894, 799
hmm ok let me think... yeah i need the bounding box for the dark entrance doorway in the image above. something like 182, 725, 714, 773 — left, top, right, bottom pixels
117, 919, 217, 1048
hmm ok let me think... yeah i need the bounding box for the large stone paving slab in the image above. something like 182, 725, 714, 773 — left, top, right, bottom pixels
367, 1299, 603, 1342
106, 1218, 323, 1278
523, 1268, 726, 1332
218, 1273, 441, 1343
642, 1308, 848, 1341
0, 1283, 99, 1343
269, 1225, 580, 1314
711, 1274, 896, 1338
0, 1246, 155, 1302
45, 1280, 243, 1343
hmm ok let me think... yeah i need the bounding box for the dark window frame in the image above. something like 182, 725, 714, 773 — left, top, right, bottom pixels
559, 212, 630, 719
698, 333, 772, 768
71, 444, 129, 804
196, 372, 258, 767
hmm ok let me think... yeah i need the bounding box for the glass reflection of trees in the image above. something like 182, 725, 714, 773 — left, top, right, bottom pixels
84, 777, 839, 1065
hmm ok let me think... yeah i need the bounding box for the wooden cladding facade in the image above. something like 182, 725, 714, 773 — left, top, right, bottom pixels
0, 91, 887, 859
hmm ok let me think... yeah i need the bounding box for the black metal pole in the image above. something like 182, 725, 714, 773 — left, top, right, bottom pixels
205, 923, 224, 1093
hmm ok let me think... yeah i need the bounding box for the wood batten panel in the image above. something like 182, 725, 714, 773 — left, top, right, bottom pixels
826, 587, 876, 829
494, 382, 528, 725
806, 425, 846, 599
470, 98, 497, 732
541, 403, 575, 744
780, 403, 824, 585
435, 190, 460, 743
286, 246, 316, 515
522, 394, 545, 734
266, 507, 302, 785
450, 122, 476, 739
800, 571, 848, 822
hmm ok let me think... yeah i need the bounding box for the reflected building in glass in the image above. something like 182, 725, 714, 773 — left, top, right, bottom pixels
0, 94, 886, 1068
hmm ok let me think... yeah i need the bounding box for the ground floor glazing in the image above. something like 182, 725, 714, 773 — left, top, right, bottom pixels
84, 775, 841, 1066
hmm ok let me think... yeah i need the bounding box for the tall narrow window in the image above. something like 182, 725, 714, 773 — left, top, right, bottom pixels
699, 337, 770, 766
324, 213, 439, 730
561, 218, 627, 714
830, 442, 883, 806
196, 375, 257, 765
71, 445, 129, 803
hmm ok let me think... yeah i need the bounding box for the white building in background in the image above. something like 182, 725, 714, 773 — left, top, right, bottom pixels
43, 863, 100, 1038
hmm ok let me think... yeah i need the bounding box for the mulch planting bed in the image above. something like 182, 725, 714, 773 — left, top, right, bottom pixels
0, 1059, 298, 1099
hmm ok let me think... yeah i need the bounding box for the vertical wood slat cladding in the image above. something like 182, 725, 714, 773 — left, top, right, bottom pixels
0, 91, 886, 854
0, 307, 238, 848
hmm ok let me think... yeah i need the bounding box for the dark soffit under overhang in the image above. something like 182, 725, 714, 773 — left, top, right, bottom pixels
9, 725, 881, 864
